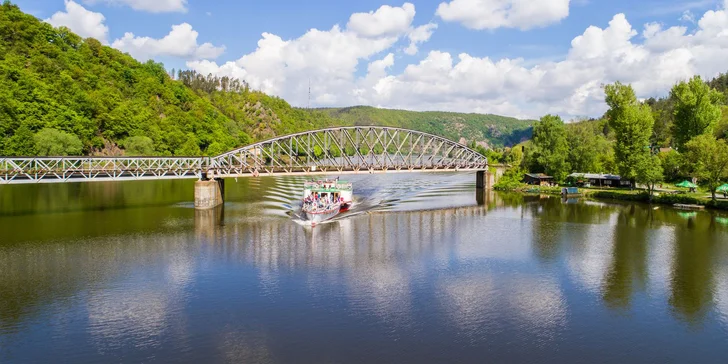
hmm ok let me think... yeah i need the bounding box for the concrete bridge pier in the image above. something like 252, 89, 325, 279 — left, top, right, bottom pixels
195, 178, 225, 210
476, 170, 494, 190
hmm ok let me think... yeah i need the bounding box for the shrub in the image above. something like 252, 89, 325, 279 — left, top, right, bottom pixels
121, 136, 155, 156
34, 128, 83, 156
590, 191, 649, 202
494, 167, 526, 191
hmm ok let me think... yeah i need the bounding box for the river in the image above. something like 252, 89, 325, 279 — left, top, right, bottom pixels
1, 173, 728, 363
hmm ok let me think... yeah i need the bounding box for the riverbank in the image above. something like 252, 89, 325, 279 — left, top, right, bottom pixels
506, 186, 728, 211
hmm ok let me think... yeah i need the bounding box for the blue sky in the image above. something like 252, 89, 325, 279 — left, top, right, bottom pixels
14, 0, 728, 119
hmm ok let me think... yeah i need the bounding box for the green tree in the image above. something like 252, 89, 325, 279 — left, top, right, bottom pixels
658, 149, 683, 181
532, 114, 570, 182
313, 145, 324, 159
566, 122, 609, 173
177, 136, 202, 156
4, 124, 36, 155
205, 141, 228, 156
645, 96, 674, 148
671, 76, 723, 150
507, 145, 524, 166
604, 82, 654, 184
121, 136, 155, 156
33, 128, 83, 156
714, 106, 728, 140
684, 134, 728, 202
636, 155, 663, 201
484, 148, 502, 164
493, 166, 526, 190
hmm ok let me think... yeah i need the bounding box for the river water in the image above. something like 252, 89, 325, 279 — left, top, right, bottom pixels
1, 173, 728, 363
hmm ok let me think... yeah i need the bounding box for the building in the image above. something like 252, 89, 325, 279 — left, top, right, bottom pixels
524, 173, 555, 186
567, 173, 632, 188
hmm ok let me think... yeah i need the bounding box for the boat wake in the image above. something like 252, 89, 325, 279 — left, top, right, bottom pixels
258, 173, 477, 225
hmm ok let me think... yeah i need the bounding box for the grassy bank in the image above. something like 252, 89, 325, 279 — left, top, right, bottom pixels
505, 185, 728, 211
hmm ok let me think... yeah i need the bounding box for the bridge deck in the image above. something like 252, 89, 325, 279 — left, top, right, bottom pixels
1, 126, 487, 184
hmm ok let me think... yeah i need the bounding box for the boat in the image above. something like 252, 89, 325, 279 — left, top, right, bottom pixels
302, 179, 353, 225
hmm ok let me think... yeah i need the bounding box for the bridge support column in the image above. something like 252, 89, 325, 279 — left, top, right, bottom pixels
476, 170, 494, 190
195, 178, 224, 210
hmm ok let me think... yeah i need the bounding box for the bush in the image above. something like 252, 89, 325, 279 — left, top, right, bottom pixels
706, 200, 728, 210
34, 128, 83, 156
121, 136, 155, 156
494, 167, 526, 191
590, 191, 649, 202
653, 194, 701, 205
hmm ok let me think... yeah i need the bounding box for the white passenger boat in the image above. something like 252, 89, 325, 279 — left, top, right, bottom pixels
302, 179, 353, 225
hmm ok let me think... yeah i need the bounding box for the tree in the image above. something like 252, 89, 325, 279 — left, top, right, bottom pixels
658, 149, 683, 181
4, 124, 36, 155
566, 122, 610, 173
121, 136, 155, 156
671, 76, 723, 150
33, 128, 83, 156
532, 114, 570, 181
507, 145, 524, 166
205, 141, 228, 156
177, 136, 202, 156
684, 134, 728, 202
604, 82, 654, 184
636, 155, 663, 201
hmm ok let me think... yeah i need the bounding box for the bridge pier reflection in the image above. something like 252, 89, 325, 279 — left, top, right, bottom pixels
195, 204, 225, 241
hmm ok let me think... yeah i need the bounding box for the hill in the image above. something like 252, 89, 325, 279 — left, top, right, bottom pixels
0, 2, 533, 156
320, 106, 534, 148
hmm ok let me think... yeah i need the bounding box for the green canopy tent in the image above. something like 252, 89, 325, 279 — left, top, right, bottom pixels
677, 211, 697, 219
675, 180, 698, 189
716, 184, 728, 193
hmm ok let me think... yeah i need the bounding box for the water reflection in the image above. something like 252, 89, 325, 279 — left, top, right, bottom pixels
1, 175, 728, 362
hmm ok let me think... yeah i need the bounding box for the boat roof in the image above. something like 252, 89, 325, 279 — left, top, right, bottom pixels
308, 187, 347, 193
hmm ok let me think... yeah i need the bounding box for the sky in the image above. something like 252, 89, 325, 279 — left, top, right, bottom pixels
14, 0, 728, 119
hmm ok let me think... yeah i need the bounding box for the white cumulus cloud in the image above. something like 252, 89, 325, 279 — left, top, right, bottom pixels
187, 3, 425, 106
405, 23, 438, 55
112, 23, 225, 61
436, 0, 571, 31
347, 3, 416, 37
83, 0, 187, 13
46, 0, 109, 44
190, 2, 728, 120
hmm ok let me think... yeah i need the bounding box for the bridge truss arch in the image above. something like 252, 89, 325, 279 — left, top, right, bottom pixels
209, 126, 487, 177
0, 126, 487, 184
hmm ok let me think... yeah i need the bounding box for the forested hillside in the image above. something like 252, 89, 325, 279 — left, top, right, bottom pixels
321, 106, 534, 148
0, 3, 534, 157
176, 70, 345, 143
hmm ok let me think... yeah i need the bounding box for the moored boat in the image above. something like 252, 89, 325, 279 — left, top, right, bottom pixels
302, 179, 353, 224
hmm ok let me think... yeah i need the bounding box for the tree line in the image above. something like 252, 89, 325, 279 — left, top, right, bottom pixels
494, 75, 728, 201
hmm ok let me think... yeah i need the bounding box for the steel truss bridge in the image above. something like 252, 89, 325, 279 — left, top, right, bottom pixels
0, 126, 488, 184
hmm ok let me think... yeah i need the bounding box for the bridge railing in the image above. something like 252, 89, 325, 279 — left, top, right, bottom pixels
0, 157, 204, 184
1, 126, 487, 184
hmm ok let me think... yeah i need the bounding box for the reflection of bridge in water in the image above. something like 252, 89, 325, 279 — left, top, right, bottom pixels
1, 126, 490, 209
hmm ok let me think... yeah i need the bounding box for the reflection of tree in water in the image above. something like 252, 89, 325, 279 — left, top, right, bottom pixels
669, 216, 718, 326
528, 197, 614, 263
602, 206, 649, 310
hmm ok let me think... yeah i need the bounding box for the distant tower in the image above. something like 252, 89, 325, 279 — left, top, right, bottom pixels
308, 78, 311, 109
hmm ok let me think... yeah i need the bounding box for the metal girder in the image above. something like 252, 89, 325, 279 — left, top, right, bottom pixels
1, 126, 487, 184
0, 157, 204, 184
